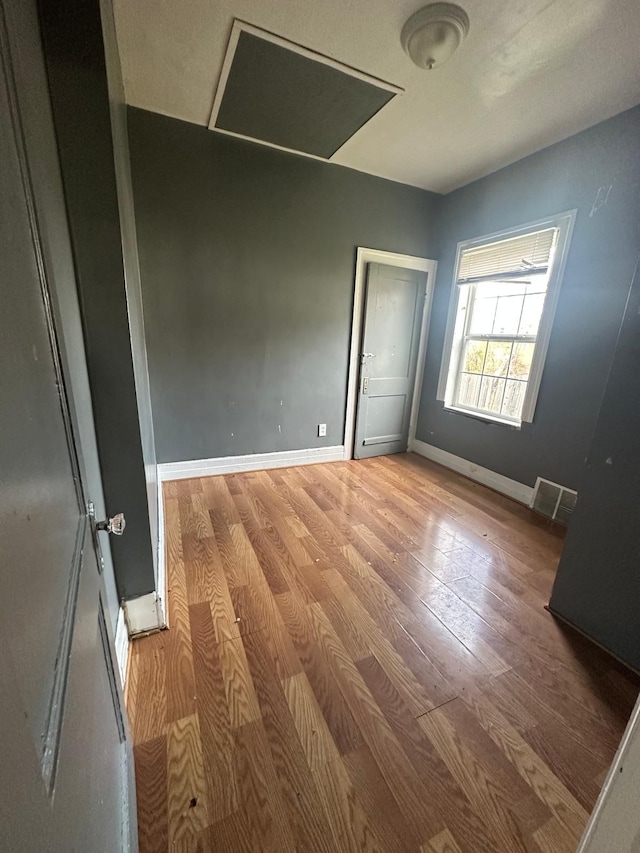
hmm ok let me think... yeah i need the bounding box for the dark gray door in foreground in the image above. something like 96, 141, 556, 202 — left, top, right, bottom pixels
549, 263, 640, 671
354, 263, 426, 459
0, 3, 134, 849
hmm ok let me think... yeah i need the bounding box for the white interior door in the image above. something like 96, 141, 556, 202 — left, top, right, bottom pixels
354, 263, 427, 459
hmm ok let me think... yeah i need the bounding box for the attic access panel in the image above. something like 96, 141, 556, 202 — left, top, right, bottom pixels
209, 22, 402, 160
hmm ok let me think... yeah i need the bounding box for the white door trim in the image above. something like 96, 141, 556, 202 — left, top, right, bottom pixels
114, 607, 129, 688
155, 462, 167, 626
344, 248, 437, 460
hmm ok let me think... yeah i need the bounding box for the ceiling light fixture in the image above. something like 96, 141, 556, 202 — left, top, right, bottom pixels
401, 3, 469, 71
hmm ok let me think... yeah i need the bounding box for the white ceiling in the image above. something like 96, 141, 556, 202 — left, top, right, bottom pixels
113, 0, 640, 193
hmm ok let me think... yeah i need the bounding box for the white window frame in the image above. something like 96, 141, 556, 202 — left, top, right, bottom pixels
436, 210, 576, 427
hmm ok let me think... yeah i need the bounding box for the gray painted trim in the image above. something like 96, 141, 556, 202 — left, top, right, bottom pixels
97, 595, 126, 744
122, 730, 138, 851
41, 516, 85, 793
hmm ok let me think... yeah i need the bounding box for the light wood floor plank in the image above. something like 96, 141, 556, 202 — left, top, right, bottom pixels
307, 602, 446, 842
532, 816, 578, 853
356, 655, 499, 853
275, 589, 365, 755
423, 828, 464, 853
460, 686, 588, 838
128, 633, 167, 745
241, 627, 336, 852
232, 719, 296, 852
127, 456, 638, 852
282, 671, 341, 770
167, 714, 209, 847
418, 705, 531, 853
189, 602, 237, 822
313, 755, 388, 853
134, 736, 168, 852
218, 635, 261, 729
165, 502, 196, 722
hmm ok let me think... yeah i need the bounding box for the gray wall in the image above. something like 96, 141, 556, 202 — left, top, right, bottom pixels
416, 105, 640, 490
127, 108, 439, 463
549, 260, 640, 670
38, 0, 156, 599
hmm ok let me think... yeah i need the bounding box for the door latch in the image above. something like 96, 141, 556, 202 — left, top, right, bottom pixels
95, 513, 126, 535
88, 501, 126, 536
87, 501, 127, 542
362, 376, 369, 394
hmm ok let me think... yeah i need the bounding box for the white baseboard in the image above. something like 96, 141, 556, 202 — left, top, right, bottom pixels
115, 606, 129, 688
155, 465, 167, 628
123, 591, 166, 636
158, 444, 346, 481
412, 439, 534, 505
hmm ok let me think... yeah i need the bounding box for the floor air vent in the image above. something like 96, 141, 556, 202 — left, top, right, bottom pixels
531, 478, 577, 525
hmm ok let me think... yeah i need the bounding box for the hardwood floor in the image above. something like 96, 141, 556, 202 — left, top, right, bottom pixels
127, 453, 638, 852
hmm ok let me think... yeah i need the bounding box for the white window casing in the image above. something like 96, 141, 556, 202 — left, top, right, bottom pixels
436, 210, 576, 426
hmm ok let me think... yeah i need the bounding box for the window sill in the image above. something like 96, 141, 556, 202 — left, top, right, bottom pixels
442, 404, 522, 429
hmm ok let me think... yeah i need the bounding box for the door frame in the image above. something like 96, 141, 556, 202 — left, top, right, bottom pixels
344, 248, 438, 460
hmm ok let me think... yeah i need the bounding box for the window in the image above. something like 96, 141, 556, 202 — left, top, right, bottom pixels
437, 212, 575, 426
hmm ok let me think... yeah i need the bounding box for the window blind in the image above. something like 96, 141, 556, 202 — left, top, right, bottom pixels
457, 227, 557, 283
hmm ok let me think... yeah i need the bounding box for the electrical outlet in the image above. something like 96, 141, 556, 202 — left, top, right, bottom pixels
318, 423, 327, 437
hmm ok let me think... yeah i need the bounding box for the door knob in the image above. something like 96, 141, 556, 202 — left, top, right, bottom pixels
360, 352, 376, 364
95, 513, 126, 535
